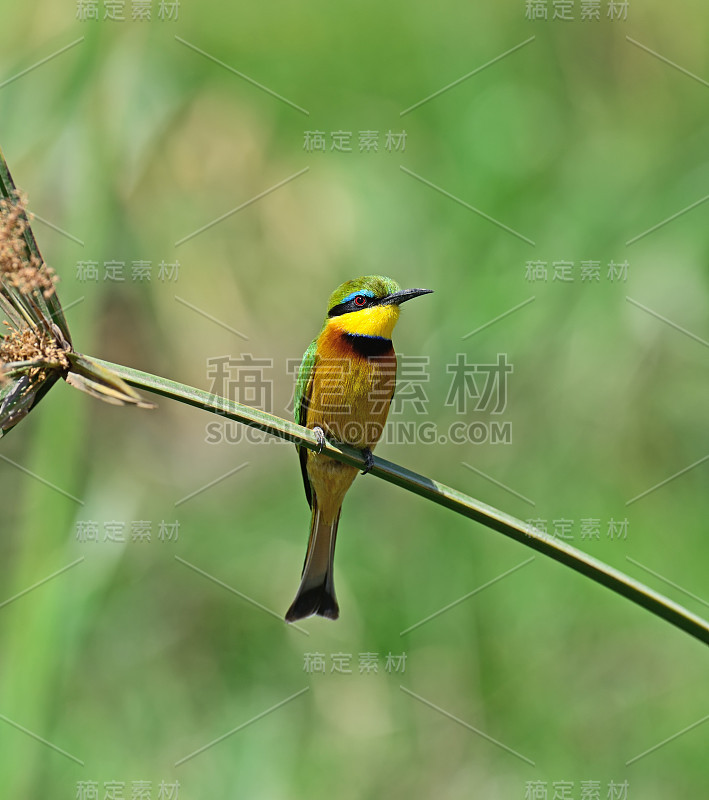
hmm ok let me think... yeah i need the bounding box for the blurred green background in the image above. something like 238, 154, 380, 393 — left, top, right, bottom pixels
1, 1, 708, 797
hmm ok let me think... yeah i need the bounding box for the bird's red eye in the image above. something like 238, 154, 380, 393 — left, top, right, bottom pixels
354, 295, 367, 307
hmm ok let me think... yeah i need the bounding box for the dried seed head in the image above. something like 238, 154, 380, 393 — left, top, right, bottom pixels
0, 192, 57, 298
0, 321, 69, 375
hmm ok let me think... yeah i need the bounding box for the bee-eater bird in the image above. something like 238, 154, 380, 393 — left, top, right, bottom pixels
286, 275, 432, 622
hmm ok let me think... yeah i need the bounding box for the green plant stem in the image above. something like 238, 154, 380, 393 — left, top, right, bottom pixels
93, 357, 709, 647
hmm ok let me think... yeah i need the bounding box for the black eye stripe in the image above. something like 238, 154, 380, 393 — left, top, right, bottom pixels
327, 294, 381, 317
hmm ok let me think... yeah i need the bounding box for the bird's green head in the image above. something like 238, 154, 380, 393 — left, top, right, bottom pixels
324, 275, 432, 339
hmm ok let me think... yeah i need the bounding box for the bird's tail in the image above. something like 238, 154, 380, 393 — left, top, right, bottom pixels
286, 497, 340, 622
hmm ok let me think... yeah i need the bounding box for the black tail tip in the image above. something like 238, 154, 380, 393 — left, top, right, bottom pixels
285, 585, 339, 622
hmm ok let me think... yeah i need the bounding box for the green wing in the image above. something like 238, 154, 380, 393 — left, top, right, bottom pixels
295, 338, 317, 508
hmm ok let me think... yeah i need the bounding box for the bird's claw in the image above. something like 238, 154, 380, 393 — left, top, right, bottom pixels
361, 448, 375, 475
313, 426, 327, 454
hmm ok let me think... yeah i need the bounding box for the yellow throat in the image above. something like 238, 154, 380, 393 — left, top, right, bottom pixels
329, 304, 401, 339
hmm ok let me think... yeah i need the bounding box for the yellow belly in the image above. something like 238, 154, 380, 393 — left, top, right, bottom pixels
303, 323, 397, 522
305, 326, 396, 449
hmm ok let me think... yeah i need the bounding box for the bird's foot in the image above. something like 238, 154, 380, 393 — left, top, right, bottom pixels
361, 447, 375, 475
312, 426, 327, 454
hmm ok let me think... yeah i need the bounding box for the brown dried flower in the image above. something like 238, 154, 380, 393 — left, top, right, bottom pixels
0, 191, 57, 298
0, 167, 153, 438
0, 321, 70, 372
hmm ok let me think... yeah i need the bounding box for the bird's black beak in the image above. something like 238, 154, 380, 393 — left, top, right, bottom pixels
379, 288, 433, 306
